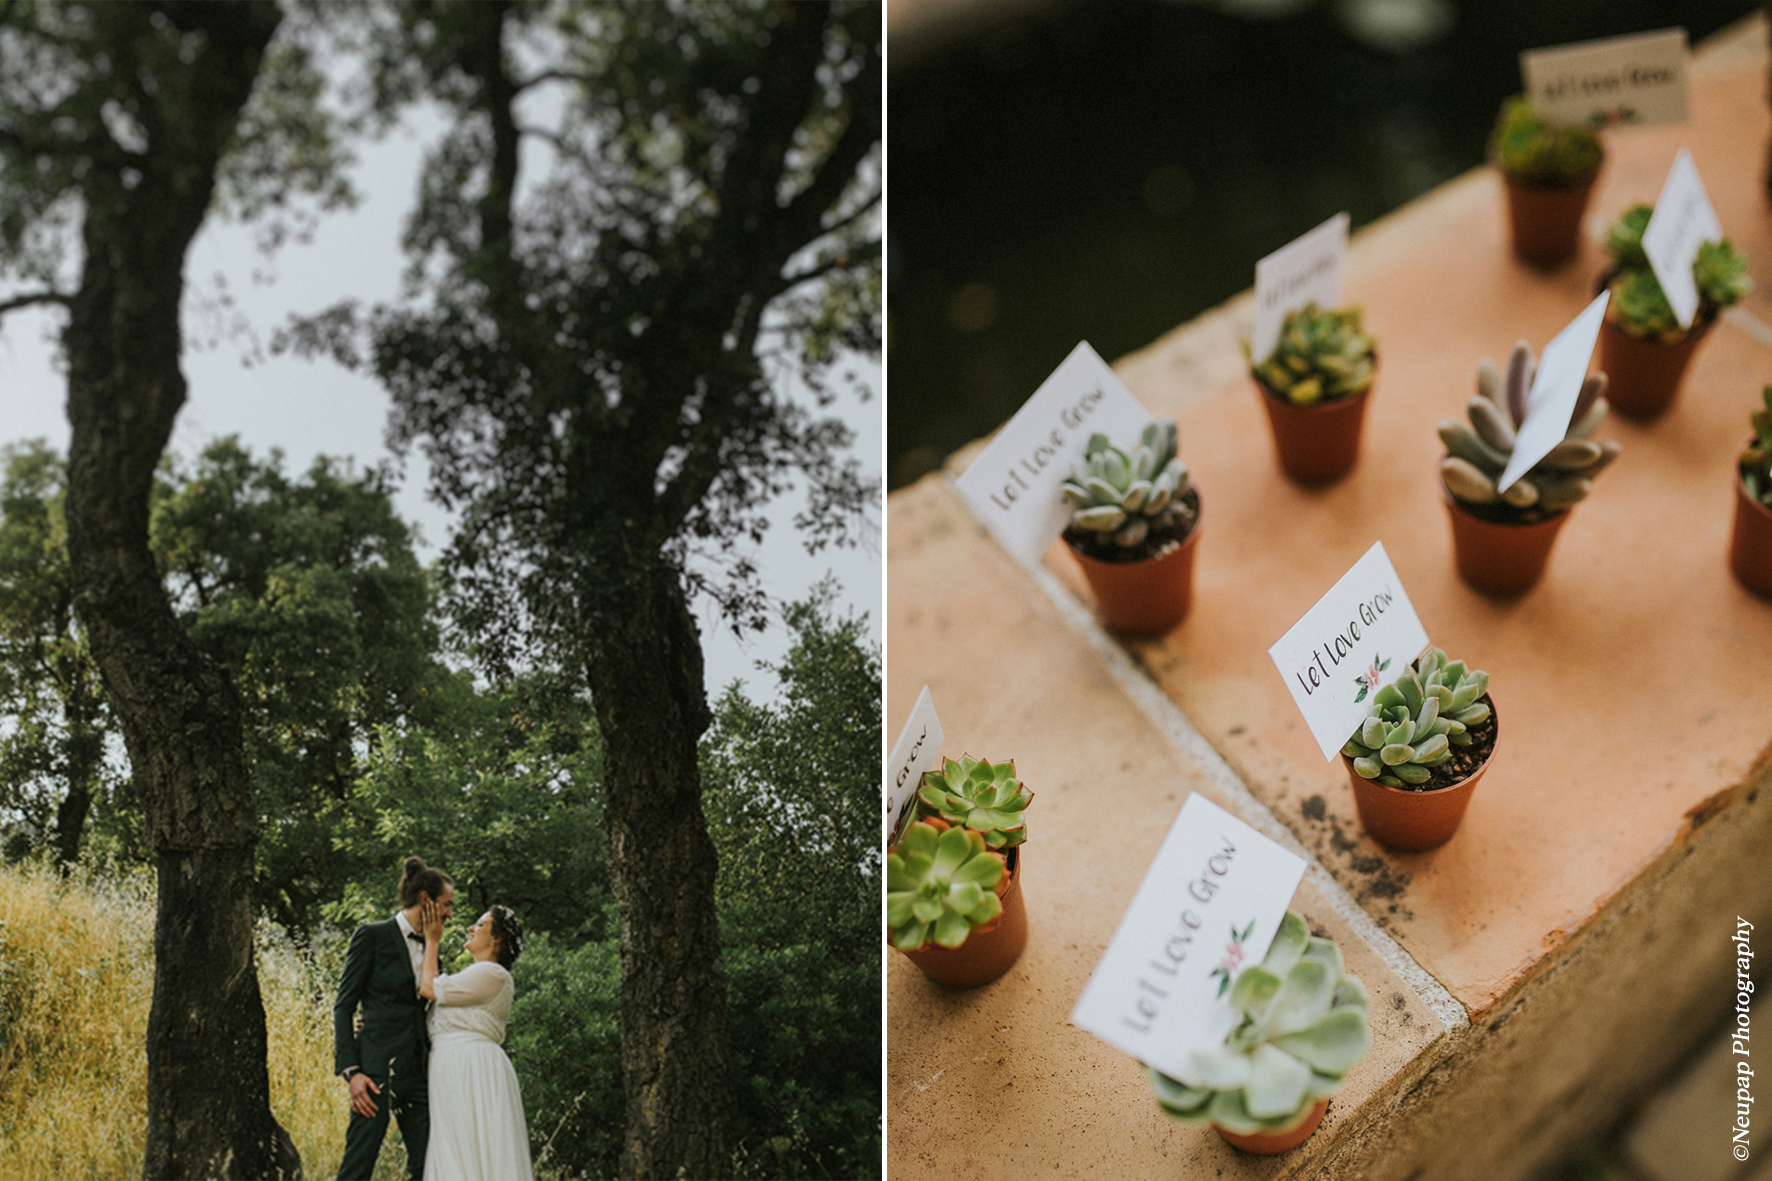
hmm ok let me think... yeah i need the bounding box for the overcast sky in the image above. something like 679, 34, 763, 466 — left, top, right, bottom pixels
0, 107, 881, 705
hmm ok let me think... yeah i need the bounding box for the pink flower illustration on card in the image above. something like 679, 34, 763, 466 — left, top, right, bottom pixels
1353, 653, 1391, 703
1208, 918, 1258, 998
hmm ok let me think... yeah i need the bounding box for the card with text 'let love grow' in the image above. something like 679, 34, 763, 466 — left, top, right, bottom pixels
1520, 27, 1688, 129
1252, 212, 1349, 366
952, 342, 1155, 565
886, 687, 943, 846
1267, 542, 1430, 763
1070, 793, 1307, 1086
1642, 148, 1724, 330
1496, 291, 1610, 493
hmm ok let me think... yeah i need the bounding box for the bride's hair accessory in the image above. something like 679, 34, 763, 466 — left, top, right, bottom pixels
489, 905, 524, 969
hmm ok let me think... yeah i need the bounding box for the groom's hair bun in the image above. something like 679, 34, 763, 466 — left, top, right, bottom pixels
396, 855, 454, 908
489, 905, 523, 969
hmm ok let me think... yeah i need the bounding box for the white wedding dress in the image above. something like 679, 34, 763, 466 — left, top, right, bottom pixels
424, 961, 534, 1181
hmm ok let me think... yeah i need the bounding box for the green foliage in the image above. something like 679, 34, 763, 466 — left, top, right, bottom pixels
701, 586, 880, 960
508, 927, 881, 1181
1341, 648, 1491, 789
1249, 302, 1376, 405
1439, 340, 1620, 522
724, 941, 879, 1180
1150, 911, 1371, 1135
1604, 203, 1753, 341
335, 671, 610, 942
504, 930, 625, 1179
912, 755, 1032, 849
1490, 95, 1602, 187
1742, 387, 1772, 510
885, 820, 1006, 952
0, 442, 112, 866
1060, 423, 1194, 553
149, 439, 449, 934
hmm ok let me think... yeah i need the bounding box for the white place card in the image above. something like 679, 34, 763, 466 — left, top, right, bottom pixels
953, 342, 1155, 564
1521, 27, 1689, 129
1496, 292, 1610, 493
1252, 212, 1349, 365
1642, 149, 1724, 329
1070, 793, 1307, 1086
886, 687, 944, 846
1268, 542, 1430, 763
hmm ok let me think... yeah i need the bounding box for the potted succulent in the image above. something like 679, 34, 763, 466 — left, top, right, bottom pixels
1338, 647, 1498, 851
1731, 385, 1772, 598
1148, 910, 1371, 1154
886, 755, 1032, 988
1438, 339, 1620, 595
1489, 95, 1604, 267
1060, 422, 1202, 635
1247, 302, 1378, 484
1596, 203, 1753, 419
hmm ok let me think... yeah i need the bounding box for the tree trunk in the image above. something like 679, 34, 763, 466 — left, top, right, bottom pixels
585, 556, 735, 1179
57, 5, 298, 1176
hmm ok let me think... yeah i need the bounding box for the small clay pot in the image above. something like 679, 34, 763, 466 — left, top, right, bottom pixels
1502, 173, 1597, 268
1214, 1098, 1329, 1154
1254, 378, 1372, 485
1730, 461, 1772, 599
1596, 314, 1713, 421
1442, 487, 1571, 596
1341, 696, 1499, 852
900, 845, 1028, 988
1066, 491, 1203, 636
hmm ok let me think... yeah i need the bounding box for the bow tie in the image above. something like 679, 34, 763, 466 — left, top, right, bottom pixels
408, 931, 425, 945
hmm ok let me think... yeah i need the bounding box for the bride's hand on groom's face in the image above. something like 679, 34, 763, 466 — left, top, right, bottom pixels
420, 896, 444, 943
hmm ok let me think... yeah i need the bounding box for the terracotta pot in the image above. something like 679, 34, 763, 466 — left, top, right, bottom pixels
1214, 1098, 1329, 1154
1595, 314, 1713, 422
1341, 695, 1499, 852
1442, 487, 1570, 596
1066, 492, 1203, 636
901, 845, 1028, 988
1254, 379, 1372, 484
1731, 462, 1772, 599
1502, 173, 1596, 268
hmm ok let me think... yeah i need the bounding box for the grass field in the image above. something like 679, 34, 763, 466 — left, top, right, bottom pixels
0, 859, 416, 1181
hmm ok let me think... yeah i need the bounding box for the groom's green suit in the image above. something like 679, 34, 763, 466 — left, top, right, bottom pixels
334, 916, 431, 1180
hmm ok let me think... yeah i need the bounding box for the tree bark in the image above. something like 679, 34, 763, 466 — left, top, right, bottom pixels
56, 4, 299, 1176
584, 554, 735, 1179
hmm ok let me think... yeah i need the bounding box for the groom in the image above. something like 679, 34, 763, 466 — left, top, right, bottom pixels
334, 856, 454, 1181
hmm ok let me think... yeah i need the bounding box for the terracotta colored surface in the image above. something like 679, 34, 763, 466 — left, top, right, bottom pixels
886, 476, 1446, 1179
1034, 33, 1772, 1016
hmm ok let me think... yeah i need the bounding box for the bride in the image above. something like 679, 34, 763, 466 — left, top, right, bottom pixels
418, 897, 534, 1181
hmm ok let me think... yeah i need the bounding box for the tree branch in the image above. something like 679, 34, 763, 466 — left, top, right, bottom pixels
0, 290, 72, 318
775, 237, 880, 295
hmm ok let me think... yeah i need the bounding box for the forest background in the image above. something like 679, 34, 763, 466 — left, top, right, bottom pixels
0, 2, 881, 1179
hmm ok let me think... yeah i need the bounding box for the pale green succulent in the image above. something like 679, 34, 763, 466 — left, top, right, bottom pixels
914, 755, 1031, 850
1060, 423, 1193, 552
1149, 911, 1371, 1136
1341, 647, 1491, 789
1439, 339, 1620, 522
886, 819, 1007, 952
1249, 302, 1376, 406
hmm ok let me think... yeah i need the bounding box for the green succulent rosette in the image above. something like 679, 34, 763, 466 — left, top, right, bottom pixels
1341, 647, 1490, 789
886, 820, 1007, 952
914, 755, 1031, 849
1149, 910, 1371, 1136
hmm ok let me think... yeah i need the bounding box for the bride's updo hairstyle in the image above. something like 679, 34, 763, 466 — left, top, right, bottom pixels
488, 905, 523, 969
397, 856, 454, 908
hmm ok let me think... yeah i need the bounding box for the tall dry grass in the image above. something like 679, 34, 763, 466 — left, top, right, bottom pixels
0, 859, 413, 1180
